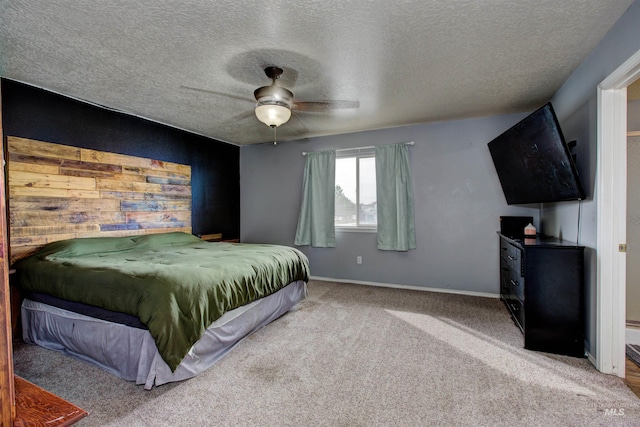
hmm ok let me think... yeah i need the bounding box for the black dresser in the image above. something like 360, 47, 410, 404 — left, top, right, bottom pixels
498, 233, 585, 357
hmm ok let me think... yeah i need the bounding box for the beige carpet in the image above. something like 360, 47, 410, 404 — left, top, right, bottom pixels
13, 280, 640, 426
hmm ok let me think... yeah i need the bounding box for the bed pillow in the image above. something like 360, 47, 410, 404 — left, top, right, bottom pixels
33, 232, 201, 259
34, 235, 139, 259
130, 231, 202, 249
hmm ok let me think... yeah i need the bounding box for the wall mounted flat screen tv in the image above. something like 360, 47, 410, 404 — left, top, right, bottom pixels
488, 102, 585, 204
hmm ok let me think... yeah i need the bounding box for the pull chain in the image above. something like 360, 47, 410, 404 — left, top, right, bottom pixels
272, 125, 278, 145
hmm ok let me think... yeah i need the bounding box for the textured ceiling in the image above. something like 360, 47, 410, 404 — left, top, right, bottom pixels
0, 1, 635, 145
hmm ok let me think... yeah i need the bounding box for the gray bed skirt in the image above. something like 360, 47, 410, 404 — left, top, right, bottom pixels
21, 280, 307, 389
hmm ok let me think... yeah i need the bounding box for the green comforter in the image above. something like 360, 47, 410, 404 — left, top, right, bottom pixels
15, 232, 310, 371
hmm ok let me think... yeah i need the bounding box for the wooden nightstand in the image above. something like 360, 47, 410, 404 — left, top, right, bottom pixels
199, 233, 222, 242
14, 376, 88, 426
199, 233, 239, 243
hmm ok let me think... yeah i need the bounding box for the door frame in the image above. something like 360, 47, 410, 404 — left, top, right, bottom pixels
596, 47, 640, 377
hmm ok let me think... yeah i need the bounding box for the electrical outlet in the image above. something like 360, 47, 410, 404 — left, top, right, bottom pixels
357, 256, 362, 264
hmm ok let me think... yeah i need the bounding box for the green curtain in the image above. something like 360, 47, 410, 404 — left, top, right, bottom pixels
375, 143, 416, 251
294, 150, 336, 247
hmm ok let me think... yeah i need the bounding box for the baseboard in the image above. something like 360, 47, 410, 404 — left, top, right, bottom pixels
309, 276, 500, 299
586, 350, 597, 368
626, 325, 640, 345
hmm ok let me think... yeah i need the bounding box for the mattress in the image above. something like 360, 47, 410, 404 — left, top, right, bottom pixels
22, 280, 307, 389
15, 232, 310, 370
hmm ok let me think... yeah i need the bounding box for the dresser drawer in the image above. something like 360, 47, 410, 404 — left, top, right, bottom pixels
502, 242, 523, 275
508, 297, 524, 331
509, 271, 524, 302
500, 239, 511, 262
500, 266, 511, 296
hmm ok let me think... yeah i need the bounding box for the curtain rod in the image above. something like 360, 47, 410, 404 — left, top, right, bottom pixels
302, 141, 414, 156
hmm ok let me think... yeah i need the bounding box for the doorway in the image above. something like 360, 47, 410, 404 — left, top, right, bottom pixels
597, 48, 640, 377
626, 80, 640, 346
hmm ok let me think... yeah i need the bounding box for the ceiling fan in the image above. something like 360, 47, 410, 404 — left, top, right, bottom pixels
181, 66, 359, 144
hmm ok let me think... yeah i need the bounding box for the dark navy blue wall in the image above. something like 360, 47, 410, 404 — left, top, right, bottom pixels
1, 79, 240, 239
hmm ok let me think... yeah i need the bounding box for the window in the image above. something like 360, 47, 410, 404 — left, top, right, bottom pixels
335, 149, 377, 229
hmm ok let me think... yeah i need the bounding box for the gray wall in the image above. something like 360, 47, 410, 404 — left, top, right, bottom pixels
241, 113, 538, 295
545, 0, 640, 355
241, 0, 640, 357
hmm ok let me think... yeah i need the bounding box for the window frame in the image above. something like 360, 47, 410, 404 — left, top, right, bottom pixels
334, 148, 377, 232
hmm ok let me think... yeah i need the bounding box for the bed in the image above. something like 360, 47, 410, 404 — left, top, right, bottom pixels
14, 232, 309, 389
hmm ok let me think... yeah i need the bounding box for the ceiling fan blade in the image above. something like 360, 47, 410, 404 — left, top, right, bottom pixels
290, 111, 309, 133
180, 85, 254, 103
293, 100, 360, 112
226, 110, 256, 122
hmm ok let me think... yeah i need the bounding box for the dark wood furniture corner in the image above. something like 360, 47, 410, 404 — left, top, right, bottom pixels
8, 268, 21, 338
200, 233, 239, 243
498, 232, 585, 357
200, 233, 222, 242
14, 375, 88, 426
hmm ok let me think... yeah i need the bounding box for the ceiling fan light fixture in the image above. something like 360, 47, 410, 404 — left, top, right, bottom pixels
255, 102, 292, 127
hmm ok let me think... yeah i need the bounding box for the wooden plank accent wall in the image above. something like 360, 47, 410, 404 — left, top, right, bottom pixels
7, 136, 192, 264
